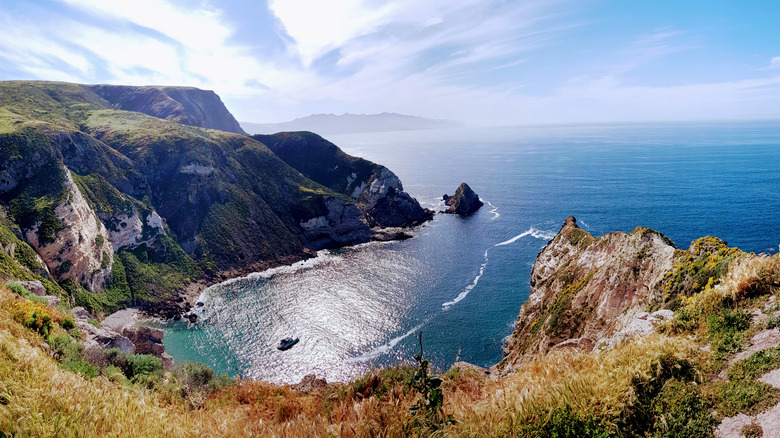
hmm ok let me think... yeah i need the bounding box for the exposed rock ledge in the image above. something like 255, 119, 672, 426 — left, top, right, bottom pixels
442, 182, 483, 216
495, 216, 677, 375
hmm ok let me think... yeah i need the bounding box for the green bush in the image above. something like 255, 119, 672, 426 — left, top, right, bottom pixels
650, 379, 715, 437
518, 405, 611, 438
61, 359, 99, 379
49, 333, 83, 363
48, 333, 99, 379
59, 317, 76, 330
708, 307, 751, 357
128, 354, 163, 381
7, 282, 47, 305
709, 380, 778, 417
102, 365, 128, 385
173, 361, 232, 393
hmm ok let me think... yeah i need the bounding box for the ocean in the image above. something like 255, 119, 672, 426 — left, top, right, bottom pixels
157, 120, 780, 384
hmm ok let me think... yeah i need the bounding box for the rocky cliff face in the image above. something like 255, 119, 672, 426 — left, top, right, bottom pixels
497, 216, 677, 373
23, 172, 114, 293
0, 81, 431, 314
254, 131, 433, 228
89, 85, 246, 134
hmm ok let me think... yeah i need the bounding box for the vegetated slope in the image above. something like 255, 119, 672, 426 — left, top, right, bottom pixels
89, 84, 246, 134
2, 219, 779, 437
254, 131, 433, 228
0, 81, 428, 316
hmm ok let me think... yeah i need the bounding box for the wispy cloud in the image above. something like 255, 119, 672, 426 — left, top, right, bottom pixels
1, 1, 779, 125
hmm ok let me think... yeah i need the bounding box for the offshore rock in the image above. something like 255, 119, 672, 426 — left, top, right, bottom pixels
443, 182, 483, 216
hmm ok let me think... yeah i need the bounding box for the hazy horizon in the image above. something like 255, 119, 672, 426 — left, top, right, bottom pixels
2, 1, 780, 126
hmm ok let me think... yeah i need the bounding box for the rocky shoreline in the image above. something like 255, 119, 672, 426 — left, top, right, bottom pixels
141, 227, 421, 321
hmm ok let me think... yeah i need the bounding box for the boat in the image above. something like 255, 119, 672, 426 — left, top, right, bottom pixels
277, 337, 299, 351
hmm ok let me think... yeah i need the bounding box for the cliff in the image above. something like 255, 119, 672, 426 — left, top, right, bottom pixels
254, 131, 433, 227
0, 81, 430, 316
1, 215, 780, 436
89, 84, 246, 134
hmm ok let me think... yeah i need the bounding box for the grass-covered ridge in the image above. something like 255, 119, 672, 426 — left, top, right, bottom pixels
0, 81, 406, 315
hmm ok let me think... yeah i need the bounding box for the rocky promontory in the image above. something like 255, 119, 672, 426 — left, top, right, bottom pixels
442, 182, 483, 215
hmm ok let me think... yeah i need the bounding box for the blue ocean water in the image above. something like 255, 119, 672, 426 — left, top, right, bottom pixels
159, 121, 780, 384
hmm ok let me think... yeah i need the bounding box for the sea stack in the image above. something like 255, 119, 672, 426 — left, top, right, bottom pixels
442, 182, 484, 216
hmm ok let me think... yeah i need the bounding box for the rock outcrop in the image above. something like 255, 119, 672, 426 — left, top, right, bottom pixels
442, 183, 483, 216
497, 216, 677, 373
0, 81, 433, 314
253, 131, 434, 230
23, 171, 113, 292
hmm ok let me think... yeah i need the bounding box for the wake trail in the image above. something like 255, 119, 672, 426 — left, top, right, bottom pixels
348, 323, 426, 362
494, 227, 556, 246
442, 249, 489, 310
484, 200, 500, 220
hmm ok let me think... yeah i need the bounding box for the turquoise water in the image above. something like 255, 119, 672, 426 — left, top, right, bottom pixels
159, 121, 780, 384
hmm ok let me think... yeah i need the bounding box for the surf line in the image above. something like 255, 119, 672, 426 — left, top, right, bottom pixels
494, 227, 556, 246
348, 322, 426, 362
442, 226, 556, 311
484, 200, 500, 220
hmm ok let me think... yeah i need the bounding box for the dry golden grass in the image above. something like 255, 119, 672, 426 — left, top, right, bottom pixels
0, 272, 706, 438
441, 334, 698, 437
6, 258, 769, 438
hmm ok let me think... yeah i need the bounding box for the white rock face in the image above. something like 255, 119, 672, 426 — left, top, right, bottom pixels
105, 211, 143, 249
299, 197, 372, 247
103, 209, 164, 250
358, 167, 403, 208
25, 171, 113, 292
179, 163, 214, 175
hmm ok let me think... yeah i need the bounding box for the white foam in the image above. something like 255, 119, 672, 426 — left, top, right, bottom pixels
442, 249, 489, 309
494, 227, 556, 247
579, 219, 590, 228
349, 323, 425, 362
205, 250, 342, 293
484, 200, 500, 220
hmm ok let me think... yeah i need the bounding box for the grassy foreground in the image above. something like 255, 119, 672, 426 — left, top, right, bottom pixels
1, 252, 779, 436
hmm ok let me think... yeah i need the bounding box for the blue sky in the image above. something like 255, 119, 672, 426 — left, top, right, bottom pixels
1, 0, 779, 125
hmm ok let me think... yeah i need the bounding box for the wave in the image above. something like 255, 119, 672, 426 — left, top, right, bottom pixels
494, 227, 556, 247
484, 200, 500, 220
442, 249, 489, 310
349, 323, 425, 362
203, 251, 342, 297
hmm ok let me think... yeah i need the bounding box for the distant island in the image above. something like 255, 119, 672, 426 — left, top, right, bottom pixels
241, 112, 462, 135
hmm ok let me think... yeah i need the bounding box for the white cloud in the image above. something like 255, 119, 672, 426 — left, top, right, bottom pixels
769, 56, 780, 69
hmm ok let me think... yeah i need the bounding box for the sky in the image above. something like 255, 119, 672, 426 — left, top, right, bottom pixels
1, 0, 780, 125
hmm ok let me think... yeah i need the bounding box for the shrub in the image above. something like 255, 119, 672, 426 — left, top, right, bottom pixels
48, 333, 99, 379
650, 379, 716, 437
408, 332, 454, 432
708, 307, 751, 357
7, 282, 47, 305
59, 317, 76, 330
173, 361, 233, 393
49, 333, 83, 363
518, 405, 611, 438
61, 359, 99, 379
128, 354, 163, 380
11, 301, 53, 337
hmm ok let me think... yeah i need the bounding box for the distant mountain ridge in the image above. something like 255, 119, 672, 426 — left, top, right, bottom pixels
242, 112, 461, 135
